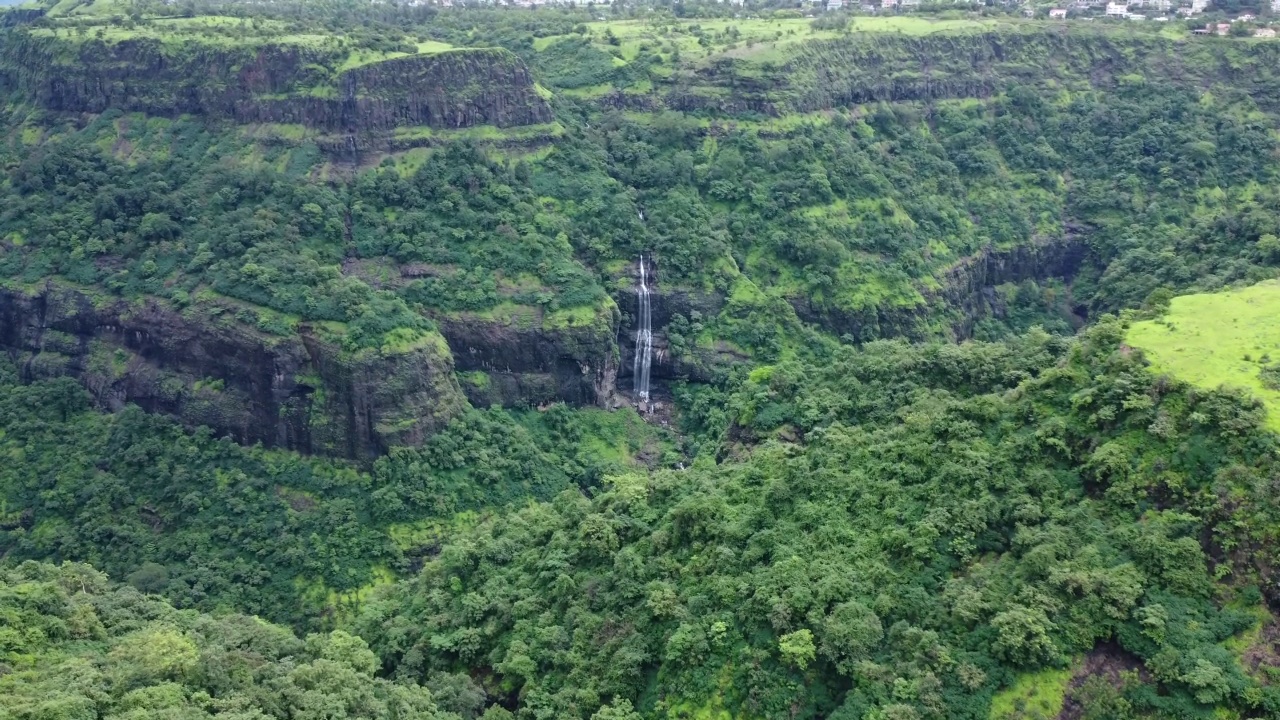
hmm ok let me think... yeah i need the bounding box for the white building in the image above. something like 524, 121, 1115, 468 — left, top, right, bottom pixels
1105, 2, 1128, 15
828, 0, 844, 8
1191, 0, 1209, 12
1049, 7, 1068, 16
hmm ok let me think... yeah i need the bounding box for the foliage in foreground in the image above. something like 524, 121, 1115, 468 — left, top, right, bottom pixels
352, 320, 1280, 719
1127, 277, 1280, 432
0, 356, 670, 630
6, 318, 1280, 718
0, 560, 455, 720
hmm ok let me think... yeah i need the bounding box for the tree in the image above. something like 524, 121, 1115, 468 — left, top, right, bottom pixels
779, 629, 817, 670
590, 699, 643, 720
991, 606, 1059, 666
821, 602, 884, 674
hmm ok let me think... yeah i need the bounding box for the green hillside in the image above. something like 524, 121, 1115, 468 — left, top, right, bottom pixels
4, 1, 1280, 718
1128, 279, 1280, 432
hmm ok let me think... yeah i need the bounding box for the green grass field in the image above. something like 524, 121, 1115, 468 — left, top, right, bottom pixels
989, 665, 1074, 720
31, 19, 457, 73
525, 14, 1042, 80
557, 16, 1026, 65
1127, 279, 1280, 432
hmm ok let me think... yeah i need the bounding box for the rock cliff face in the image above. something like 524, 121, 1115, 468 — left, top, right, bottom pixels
789, 235, 1090, 341
437, 303, 621, 409
0, 8, 45, 27
614, 282, 728, 390
614, 236, 1089, 392
336, 50, 550, 130
0, 283, 466, 460
630, 30, 1280, 117
0, 33, 551, 130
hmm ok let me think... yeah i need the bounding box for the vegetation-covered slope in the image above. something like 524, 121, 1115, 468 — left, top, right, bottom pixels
0, 561, 456, 719
1128, 279, 1280, 432
0, 355, 674, 629
5, 2, 1280, 719
4, 64, 1280, 434
349, 319, 1280, 719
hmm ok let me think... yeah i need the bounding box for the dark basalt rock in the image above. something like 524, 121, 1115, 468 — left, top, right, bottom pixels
614, 286, 727, 387
436, 303, 621, 409
0, 33, 551, 131
0, 8, 45, 28
611, 234, 1089, 392
0, 283, 466, 460
599, 30, 1280, 119
789, 234, 1091, 341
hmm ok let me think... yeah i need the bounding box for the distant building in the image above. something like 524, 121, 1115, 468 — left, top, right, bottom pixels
1049, 7, 1068, 16
900, 0, 920, 6
1191, 0, 1209, 12
827, 0, 844, 8
1147, 0, 1169, 10
1256, 27, 1277, 36
1274, 0, 1280, 14
1105, 2, 1128, 15
1216, 22, 1231, 33
1236, 13, 1256, 20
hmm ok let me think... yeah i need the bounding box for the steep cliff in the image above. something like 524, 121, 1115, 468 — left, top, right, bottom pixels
614, 283, 729, 389
627, 29, 1280, 117
0, 8, 44, 27
0, 32, 551, 130
438, 301, 621, 409
610, 236, 1089, 391
0, 282, 466, 460
787, 234, 1090, 341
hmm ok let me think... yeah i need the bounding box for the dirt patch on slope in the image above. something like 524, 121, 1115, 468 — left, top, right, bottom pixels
1058, 642, 1148, 720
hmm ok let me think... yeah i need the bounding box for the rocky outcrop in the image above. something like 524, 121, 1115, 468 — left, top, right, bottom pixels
0, 8, 45, 28
436, 301, 621, 409
340, 50, 550, 130
0, 33, 551, 131
614, 284, 727, 389
0, 283, 466, 460
608, 235, 1088, 397
789, 234, 1090, 341
940, 233, 1089, 339
618, 29, 1280, 118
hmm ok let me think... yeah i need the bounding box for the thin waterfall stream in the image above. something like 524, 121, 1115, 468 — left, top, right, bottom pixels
633, 255, 653, 405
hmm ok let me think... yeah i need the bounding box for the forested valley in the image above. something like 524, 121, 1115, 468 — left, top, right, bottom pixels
6, 0, 1280, 718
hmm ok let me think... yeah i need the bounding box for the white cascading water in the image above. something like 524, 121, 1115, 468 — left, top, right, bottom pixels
633, 255, 653, 403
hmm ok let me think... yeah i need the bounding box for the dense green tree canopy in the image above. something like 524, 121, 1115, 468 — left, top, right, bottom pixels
349, 321, 1280, 718
5, 4, 1280, 719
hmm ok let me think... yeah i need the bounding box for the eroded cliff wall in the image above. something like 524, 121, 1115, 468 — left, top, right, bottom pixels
438, 302, 621, 410
634, 30, 1280, 117
0, 33, 551, 130
0, 283, 466, 459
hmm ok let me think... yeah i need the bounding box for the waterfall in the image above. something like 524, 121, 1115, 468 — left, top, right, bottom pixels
633, 255, 653, 403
